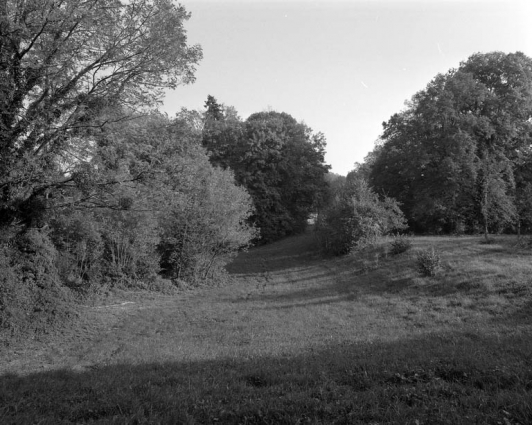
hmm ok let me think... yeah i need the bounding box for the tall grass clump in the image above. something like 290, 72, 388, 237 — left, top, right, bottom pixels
389, 235, 412, 255
416, 246, 442, 277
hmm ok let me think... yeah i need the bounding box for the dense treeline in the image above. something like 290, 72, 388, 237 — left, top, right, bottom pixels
364, 52, 532, 237
201, 96, 330, 244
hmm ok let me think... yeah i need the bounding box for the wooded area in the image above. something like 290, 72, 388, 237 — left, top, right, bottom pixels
365, 52, 532, 237
1, 0, 531, 343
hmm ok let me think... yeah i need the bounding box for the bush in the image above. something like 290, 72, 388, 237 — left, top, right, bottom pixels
50, 212, 104, 288
390, 235, 412, 255
416, 247, 442, 277
316, 178, 407, 255
158, 155, 258, 283
0, 229, 74, 342
98, 208, 160, 285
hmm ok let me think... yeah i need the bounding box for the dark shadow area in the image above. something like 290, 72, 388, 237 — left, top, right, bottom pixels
261, 294, 360, 310
231, 272, 358, 307
1, 331, 531, 424
226, 231, 323, 275
495, 300, 532, 326
231, 256, 499, 304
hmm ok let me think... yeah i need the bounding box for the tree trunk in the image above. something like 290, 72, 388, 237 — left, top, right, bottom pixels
482, 174, 489, 241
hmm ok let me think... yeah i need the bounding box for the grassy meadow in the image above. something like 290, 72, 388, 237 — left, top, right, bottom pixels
1, 231, 531, 424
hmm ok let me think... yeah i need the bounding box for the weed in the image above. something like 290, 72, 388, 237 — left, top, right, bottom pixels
390, 235, 413, 255
416, 246, 442, 277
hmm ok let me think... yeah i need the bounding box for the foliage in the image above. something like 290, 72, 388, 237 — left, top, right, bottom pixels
515, 147, 532, 234
202, 98, 330, 243
368, 52, 532, 235
0, 1, 265, 343
103, 112, 258, 284
50, 211, 104, 287
99, 208, 160, 285
317, 177, 407, 255
0, 230, 74, 341
158, 156, 257, 283
390, 235, 413, 255
416, 247, 442, 277
0, 0, 202, 231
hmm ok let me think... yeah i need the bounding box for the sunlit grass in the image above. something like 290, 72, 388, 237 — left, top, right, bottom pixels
1, 232, 531, 423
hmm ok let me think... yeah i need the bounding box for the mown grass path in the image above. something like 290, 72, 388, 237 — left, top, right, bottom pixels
1, 232, 532, 424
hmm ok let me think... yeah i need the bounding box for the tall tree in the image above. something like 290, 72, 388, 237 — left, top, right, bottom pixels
0, 0, 202, 229
201, 95, 243, 169
237, 111, 330, 242
369, 51, 532, 234
201, 103, 330, 243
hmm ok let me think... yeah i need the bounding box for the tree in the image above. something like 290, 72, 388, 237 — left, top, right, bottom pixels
201, 95, 243, 170
515, 146, 532, 235
204, 95, 224, 121
0, 0, 202, 229
201, 103, 330, 243
369, 52, 532, 235
0, 1, 203, 338
97, 111, 257, 283
477, 152, 516, 240
237, 111, 330, 242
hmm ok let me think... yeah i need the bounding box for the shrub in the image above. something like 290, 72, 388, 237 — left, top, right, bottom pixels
158, 157, 258, 283
390, 235, 412, 255
98, 207, 160, 285
50, 212, 104, 288
316, 178, 408, 255
1, 229, 74, 342
416, 247, 442, 277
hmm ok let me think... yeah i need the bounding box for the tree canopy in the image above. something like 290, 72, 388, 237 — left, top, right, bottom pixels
201, 97, 331, 243
0, 0, 202, 228
368, 51, 532, 235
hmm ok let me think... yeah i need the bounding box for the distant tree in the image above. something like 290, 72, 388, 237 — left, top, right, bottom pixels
201, 96, 243, 169
321, 173, 346, 211
201, 103, 330, 243
238, 111, 330, 242
204, 95, 224, 121
476, 152, 516, 240
515, 147, 532, 235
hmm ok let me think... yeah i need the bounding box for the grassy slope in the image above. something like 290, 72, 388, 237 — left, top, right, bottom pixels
1, 232, 531, 424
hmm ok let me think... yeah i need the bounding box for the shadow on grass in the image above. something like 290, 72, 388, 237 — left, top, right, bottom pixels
232, 258, 503, 308
1, 331, 531, 424
227, 231, 322, 275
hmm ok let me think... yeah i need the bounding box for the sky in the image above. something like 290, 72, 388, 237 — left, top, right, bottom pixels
163, 0, 532, 175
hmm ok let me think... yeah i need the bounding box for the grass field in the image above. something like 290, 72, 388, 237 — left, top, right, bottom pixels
1, 231, 531, 424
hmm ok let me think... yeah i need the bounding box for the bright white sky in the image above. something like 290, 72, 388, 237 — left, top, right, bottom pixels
163, 0, 532, 175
